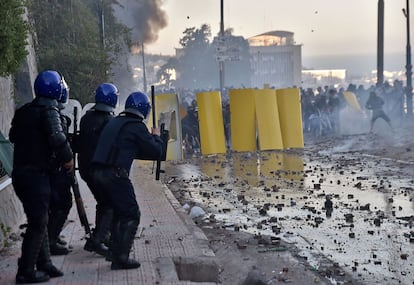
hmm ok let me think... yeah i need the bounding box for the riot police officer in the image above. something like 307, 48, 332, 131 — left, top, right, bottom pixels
78, 83, 118, 257
91, 91, 168, 270
48, 78, 73, 255
10, 70, 74, 283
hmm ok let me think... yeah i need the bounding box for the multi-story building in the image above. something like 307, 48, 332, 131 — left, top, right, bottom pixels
248, 30, 302, 89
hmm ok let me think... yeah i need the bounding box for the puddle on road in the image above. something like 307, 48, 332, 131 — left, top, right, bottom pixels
167, 150, 414, 285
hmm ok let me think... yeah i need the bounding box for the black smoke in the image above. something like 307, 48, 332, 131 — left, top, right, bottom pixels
114, 0, 168, 45
111, 0, 168, 102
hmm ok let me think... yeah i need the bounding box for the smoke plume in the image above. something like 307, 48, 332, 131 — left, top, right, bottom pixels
111, 0, 168, 101
114, 0, 168, 44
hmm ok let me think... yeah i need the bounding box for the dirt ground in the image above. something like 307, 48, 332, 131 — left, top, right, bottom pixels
164, 118, 414, 285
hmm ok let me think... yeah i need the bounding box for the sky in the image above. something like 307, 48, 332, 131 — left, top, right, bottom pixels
148, 0, 411, 59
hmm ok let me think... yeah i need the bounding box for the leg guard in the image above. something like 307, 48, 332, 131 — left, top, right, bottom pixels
111, 219, 140, 270
84, 209, 113, 257
48, 209, 70, 255
105, 218, 119, 262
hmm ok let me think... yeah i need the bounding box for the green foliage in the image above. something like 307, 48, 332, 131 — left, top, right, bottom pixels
179, 24, 211, 48
27, 0, 128, 105
0, 0, 29, 77
0, 223, 12, 248
171, 24, 218, 90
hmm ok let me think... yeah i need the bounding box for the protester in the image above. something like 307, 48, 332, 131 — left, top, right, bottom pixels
48, 77, 73, 255
9, 70, 73, 283
365, 90, 393, 132
90, 91, 168, 270
327, 88, 342, 134
181, 101, 200, 157
77, 83, 118, 257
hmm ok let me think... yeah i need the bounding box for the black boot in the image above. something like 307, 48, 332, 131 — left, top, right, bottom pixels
37, 232, 64, 278
84, 209, 113, 257
48, 209, 70, 255
16, 227, 50, 284
111, 220, 140, 270
50, 242, 70, 255
16, 259, 49, 284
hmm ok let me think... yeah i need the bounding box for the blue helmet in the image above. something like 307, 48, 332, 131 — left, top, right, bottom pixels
124, 91, 151, 119
34, 70, 65, 100
95, 83, 119, 110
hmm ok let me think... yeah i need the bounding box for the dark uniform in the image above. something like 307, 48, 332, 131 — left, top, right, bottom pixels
10, 95, 73, 283
91, 108, 168, 270
48, 110, 73, 255
78, 106, 115, 256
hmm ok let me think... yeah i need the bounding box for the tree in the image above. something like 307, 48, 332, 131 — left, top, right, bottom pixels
0, 0, 29, 77
212, 30, 253, 89
156, 24, 218, 90
27, 0, 128, 105
158, 24, 252, 90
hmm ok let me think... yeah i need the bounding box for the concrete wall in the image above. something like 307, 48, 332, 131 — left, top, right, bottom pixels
0, 76, 14, 136
0, 8, 37, 249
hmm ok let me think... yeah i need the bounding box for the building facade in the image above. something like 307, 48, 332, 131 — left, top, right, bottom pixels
248, 31, 302, 89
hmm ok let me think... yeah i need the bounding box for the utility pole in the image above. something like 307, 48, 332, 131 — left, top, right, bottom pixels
377, 0, 384, 87
219, 0, 225, 92
403, 0, 413, 115
141, 41, 147, 94
98, 0, 105, 50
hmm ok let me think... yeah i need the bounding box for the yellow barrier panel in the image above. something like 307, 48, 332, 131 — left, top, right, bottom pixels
229, 89, 257, 152
196, 91, 226, 155
276, 88, 304, 149
343, 91, 363, 112
254, 89, 283, 150
152, 93, 183, 160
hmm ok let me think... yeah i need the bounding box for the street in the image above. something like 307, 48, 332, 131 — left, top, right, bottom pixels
165, 120, 414, 285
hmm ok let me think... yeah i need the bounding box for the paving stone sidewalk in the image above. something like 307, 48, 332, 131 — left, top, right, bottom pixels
0, 162, 218, 285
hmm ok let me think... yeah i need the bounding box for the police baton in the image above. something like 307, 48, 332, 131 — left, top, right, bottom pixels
71, 173, 92, 237
151, 86, 165, 180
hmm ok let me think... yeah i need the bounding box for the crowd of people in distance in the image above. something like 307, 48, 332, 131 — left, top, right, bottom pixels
178, 80, 407, 157
300, 81, 405, 137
